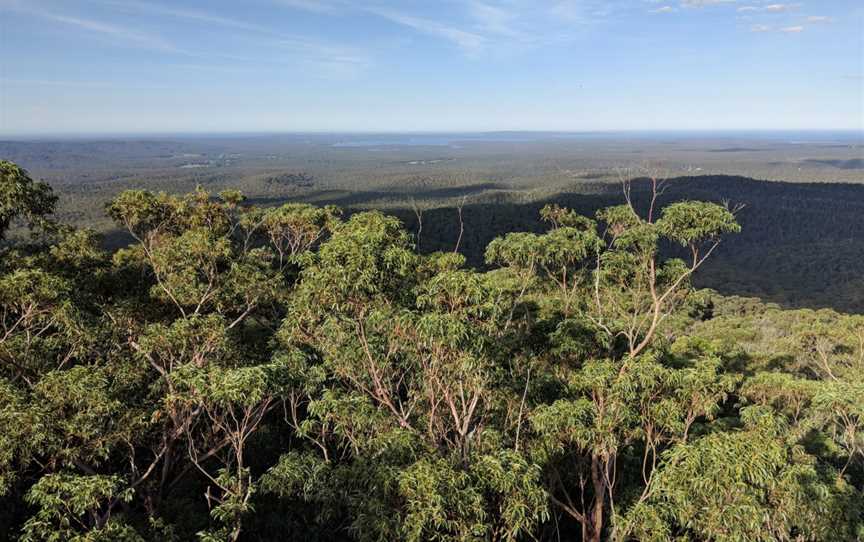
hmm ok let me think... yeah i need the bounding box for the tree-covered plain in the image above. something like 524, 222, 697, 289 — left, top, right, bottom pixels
1, 159, 862, 541
4, 135, 864, 312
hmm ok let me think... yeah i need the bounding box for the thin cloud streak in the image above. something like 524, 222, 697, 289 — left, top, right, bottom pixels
369, 8, 487, 55
107, 0, 373, 74
100, 0, 274, 34
8, 0, 372, 78
273, 0, 347, 14
270, 0, 628, 57
680, 0, 738, 8
7, 2, 179, 52
765, 4, 800, 13
0, 77, 174, 89
737, 3, 800, 12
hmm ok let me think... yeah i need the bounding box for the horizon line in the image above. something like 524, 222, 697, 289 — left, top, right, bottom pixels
2, 128, 863, 141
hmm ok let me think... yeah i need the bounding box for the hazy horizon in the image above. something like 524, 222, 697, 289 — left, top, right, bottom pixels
3, 129, 864, 142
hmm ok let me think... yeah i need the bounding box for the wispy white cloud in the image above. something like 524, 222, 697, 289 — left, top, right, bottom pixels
466, 1, 524, 39
271, 0, 830, 57
269, 0, 628, 57
546, 0, 604, 23
680, 0, 738, 8
269, 0, 491, 54
673, 0, 831, 36
462, 0, 623, 43
7, 1, 178, 52
369, 8, 487, 55
737, 4, 801, 13
737, 3, 799, 13
460, 1, 596, 46
764, 4, 800, 13
0, 77, 172, 89
8, 0, 373, 78
270, 37, 372, 77
184, 37, 373, 79
100, 0, 273, 33
272, 0, 346, 14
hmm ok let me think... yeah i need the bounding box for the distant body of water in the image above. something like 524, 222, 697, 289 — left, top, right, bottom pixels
330, 133, 546, 147
327, 130, 864, 148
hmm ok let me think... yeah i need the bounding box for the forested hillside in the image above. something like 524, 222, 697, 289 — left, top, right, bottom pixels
1, 159, 862, 541
383, 176, 864, 312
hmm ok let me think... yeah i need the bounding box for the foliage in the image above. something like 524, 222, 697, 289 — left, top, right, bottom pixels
0, 163, 861, 541
0, 160, 57, 240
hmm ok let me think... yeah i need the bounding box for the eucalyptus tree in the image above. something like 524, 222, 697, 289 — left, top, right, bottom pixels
262, 182, 746, 541
0, 160, 57, 241
105, 189, 340, 540
738, 310, 864, 490
0, 227, 139, 540
623, 406, 862, 542
485, 180, 741, 542
264, 211, 549, 541
666, 298, 864, 540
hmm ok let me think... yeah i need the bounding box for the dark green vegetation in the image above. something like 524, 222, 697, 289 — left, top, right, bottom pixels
3, 133, 863, 311
1, 158, 863, 541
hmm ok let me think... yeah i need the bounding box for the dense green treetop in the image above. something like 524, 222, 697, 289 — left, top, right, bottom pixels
0, 161, 57, 241
0, 161, 860, 541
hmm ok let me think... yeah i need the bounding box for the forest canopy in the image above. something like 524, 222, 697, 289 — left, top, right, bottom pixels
0, 160, 861, 541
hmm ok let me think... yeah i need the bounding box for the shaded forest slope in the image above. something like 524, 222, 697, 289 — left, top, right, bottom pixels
366, 175, 864, 312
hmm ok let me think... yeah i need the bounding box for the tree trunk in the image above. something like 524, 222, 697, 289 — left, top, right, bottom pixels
588, 453, 607, 542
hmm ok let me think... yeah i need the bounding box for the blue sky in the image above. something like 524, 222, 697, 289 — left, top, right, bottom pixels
0, 0, 862, 134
